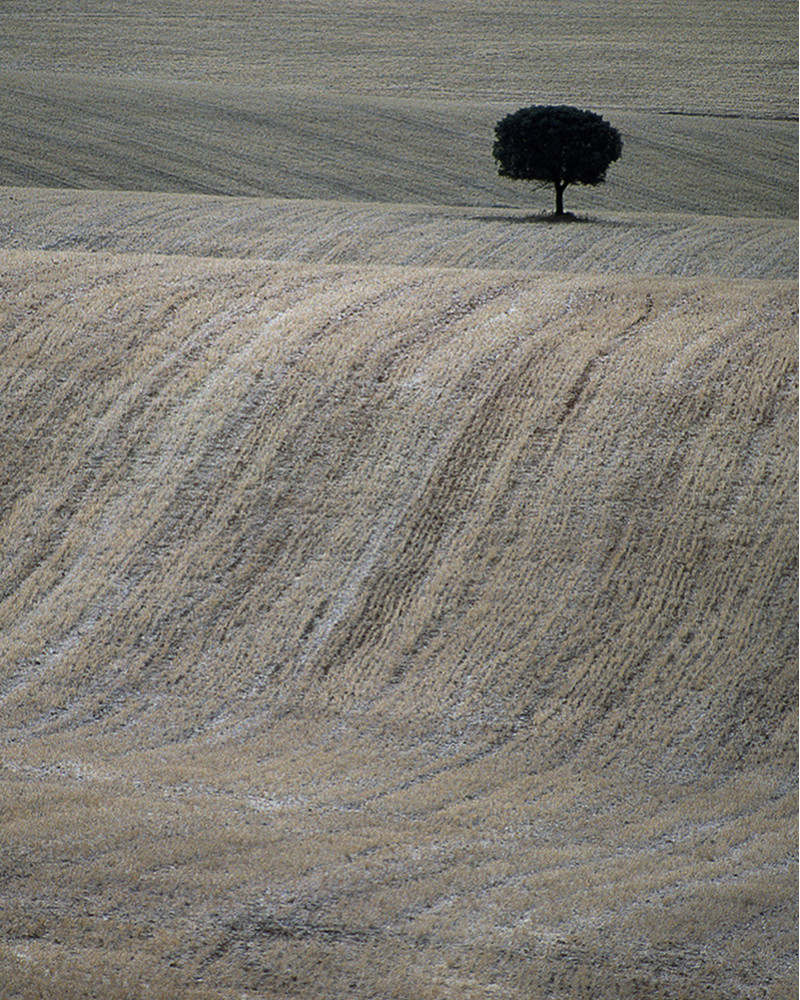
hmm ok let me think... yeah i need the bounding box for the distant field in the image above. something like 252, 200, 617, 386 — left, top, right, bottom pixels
0, 1, 796, 214
0, 3, 797, 999
2, 0, 794, 112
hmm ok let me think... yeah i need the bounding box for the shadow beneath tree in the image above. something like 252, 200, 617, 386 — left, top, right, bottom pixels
473, 211, 615, 226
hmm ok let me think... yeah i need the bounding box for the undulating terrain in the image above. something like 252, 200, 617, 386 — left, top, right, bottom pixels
0, 3, 797, 999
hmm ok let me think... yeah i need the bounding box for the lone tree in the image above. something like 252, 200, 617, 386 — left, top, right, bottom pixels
493, 105, 622, 217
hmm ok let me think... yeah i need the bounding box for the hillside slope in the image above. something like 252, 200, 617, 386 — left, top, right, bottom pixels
1, 248, 796, 998
1, 1, 797, 997
1, 187, 797, 278
0, 72, 795, 219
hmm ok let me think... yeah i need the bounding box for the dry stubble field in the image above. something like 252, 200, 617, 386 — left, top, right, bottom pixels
0, 3, 797, 999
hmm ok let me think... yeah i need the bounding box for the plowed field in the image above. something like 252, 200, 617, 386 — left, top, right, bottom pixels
0, 3, 797, 999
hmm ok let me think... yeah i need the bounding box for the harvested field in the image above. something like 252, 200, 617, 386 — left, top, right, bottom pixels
1, 188, 797, 278
0, 2, 797, 999
1, 250, 796, 999
0, 2, 796, 215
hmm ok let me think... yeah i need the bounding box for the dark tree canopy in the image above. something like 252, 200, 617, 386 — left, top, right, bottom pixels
493, 105, 622, 216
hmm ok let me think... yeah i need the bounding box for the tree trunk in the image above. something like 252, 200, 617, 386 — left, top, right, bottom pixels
554, 181, 567, 216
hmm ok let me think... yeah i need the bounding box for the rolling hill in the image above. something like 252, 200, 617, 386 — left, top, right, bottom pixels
0, 188, 797, 278
0, 2, 797, 999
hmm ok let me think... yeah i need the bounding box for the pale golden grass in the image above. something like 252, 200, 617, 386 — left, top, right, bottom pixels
0, 248, 796, 998
1, 187, 796, 278
1, 729, 796, 999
